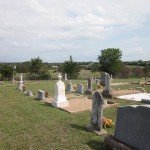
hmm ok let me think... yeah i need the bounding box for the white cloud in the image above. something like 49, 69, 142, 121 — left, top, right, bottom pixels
0, 0, 150, 62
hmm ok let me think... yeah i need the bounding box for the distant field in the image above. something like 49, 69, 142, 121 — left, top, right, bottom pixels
0, 79, 147, 150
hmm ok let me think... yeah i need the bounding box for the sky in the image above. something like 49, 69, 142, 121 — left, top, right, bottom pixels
0, 0, 150, 63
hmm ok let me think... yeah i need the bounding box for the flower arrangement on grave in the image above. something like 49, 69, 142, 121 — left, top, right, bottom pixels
45, 92, 48, 98
97, 85, 102, 90
73, 85, 76, 90
22, 85, 26, 91
102, 117, 114, 128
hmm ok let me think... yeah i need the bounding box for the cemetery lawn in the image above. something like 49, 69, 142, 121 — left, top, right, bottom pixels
0, 79, 146, 150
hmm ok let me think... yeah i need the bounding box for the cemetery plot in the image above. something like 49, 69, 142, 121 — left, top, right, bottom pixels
44, 93, 119, 113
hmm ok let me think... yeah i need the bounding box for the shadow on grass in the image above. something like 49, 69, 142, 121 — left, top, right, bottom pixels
86, 140, 111, 150
39, 102, 52, 107
70, 124, 87, 132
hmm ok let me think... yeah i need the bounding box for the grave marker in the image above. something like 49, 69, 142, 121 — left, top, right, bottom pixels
86, 91, 107, 135
76, 84, 84, 94
38, 90, 45, 100
52, 74, 69, 108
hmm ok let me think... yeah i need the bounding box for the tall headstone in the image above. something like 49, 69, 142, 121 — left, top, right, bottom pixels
76, 84, 84, 94
86, 77, 92, 94
52, 74, 69, 108
105, 73, 111, 94
100, 72, 107, 86
17, 74, 24, 91
86, 91, 107, 135
91, 91, 104, 131
64, 73, 68, 80
12, 74, 15, 83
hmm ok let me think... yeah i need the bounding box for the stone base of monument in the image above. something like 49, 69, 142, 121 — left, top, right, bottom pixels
102, 90, 113, 98
85, 91, 93, 95
104, 134, 137, 150
52, 100, 69, 108
85, 124, 107, 136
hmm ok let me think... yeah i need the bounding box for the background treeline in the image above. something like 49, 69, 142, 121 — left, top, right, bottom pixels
0, 60, 150, 80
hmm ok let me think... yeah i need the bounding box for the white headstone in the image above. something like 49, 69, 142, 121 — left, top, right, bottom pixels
17, 74, 24, 91
12, 74, 15, 83
64, 73, 68, 80
52, 74, 69, 108
20, 74, 23, 82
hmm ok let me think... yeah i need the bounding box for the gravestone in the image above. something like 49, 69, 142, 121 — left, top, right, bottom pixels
25, 90, 33, 96
105, 73, 111, 94
86, 91, 107, 135
86, 77, 92, 94
52, 74, 69, 108
141, 98, 150, 104
17, 74, 24, 91
100, 72, 107, 86
96, 78, 100, 85
76, 84, 84, 94
114, 105, 150, 150
38, 90, 45, 100
66, 83, 74, 92
12, 74, 15, 83
64, 73, 68, 80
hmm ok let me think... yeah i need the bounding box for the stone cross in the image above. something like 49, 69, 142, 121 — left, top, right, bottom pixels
91, 91, 104, 131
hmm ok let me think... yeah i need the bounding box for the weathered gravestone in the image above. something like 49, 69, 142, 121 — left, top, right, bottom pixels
38, 90, 45, 100
104, 73, 111, 94
76, 84, 84, 94
66, 82, 74, 92
86, 91, 107, 135
113, 105, 150, 150
25, 90, 33, 96
100, 72, 107, 86
86, 77, 92, 94
52, 74, 69, 108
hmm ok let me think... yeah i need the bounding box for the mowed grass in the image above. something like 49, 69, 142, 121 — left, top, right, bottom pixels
0, 79, 148, 150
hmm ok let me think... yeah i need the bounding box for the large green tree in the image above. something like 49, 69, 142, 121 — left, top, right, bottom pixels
0, 64, 14, 80
98, 48, 122, 75
62, 56, 80, 79
29, 57, 51, 80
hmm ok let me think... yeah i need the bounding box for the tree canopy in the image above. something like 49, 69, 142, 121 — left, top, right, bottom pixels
0, 64, 14, 80
98, 48, 122, 75
61, 56, 80, 79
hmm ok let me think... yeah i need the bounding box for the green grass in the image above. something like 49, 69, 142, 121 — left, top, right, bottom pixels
0, 79, 148, 150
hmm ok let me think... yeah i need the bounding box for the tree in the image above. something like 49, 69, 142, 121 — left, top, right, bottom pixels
62, 56, 80, 79
16, 61, 30, 73
98, 48, 122, 75
28, 57, 51, 80
0, 65, 13, 80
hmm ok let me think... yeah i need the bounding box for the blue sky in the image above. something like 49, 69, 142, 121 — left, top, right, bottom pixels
0, 0, 150, 62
